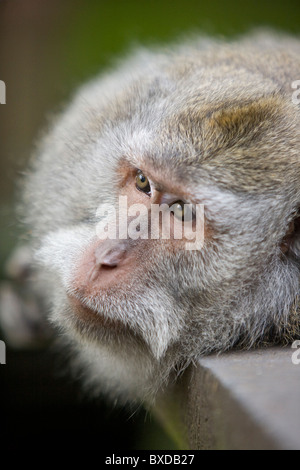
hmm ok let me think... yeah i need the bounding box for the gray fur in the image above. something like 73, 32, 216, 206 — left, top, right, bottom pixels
22, 31, 300, 403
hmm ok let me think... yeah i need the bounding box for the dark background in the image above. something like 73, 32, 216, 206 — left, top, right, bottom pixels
0, 0, 300, 450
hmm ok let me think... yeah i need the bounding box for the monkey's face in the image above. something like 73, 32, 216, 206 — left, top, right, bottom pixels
41, 159, 207, 363
37, 102, 300, 402
29, 38, 300, 401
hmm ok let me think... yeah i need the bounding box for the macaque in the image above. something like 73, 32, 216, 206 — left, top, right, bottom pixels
6, 31, 300, 403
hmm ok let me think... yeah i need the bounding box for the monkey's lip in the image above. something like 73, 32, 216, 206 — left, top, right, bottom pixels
67, 292, 122, 329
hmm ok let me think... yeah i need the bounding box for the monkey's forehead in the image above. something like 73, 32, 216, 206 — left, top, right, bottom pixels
101, 86, 299, 196
52, 34, 300, 195
78, 37, 300, 193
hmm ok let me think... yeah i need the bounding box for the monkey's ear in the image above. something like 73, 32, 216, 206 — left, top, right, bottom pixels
281, 212, 300, 258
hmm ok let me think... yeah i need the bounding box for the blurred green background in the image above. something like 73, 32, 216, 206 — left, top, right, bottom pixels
0, 0, 299, 450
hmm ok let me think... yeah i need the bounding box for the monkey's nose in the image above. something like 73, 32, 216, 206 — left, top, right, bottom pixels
72, 238, 136, 294
94, 240, 128, 268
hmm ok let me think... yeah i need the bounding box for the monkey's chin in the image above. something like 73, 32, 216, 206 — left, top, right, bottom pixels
61, 293, 170, 404
65, 291, 152, 355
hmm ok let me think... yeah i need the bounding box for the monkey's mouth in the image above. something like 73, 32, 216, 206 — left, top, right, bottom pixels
66, 290, 154, 357
67, 291, 127, 333
62, 232, 150, 330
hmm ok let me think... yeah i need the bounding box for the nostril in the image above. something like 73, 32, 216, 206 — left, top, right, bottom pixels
99, 252, 122, 268
100, 264, 118, 270
74, 238, 136, 292
94, 240, 128, 268
88, 247, 122, 283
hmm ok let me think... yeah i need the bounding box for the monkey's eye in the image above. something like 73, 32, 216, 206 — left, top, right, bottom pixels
170, 201, 194, 221
171, 201, 186, 221
136, 171, 151, 194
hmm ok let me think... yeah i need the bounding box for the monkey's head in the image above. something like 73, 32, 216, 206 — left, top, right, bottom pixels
24, 32, 300, 403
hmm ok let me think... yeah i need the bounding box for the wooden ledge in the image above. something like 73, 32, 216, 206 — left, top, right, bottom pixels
155, 346, 300, 450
